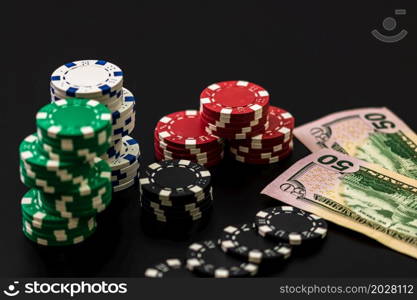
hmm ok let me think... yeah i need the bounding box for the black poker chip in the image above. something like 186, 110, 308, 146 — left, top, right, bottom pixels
139, 160, 212, 201
144, 258, 195, 278
140, 190, 213, 213
140, 199, 213, 218
255, 206, 328, 245
218, 223, 292, 264
141, 205, 213, 223
186, 240, 258, 278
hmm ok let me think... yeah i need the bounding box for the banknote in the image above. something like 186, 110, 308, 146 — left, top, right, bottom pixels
262, 149, 417, 259
293, 107, 417, 180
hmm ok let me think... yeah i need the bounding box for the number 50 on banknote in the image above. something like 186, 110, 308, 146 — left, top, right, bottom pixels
262, 149, 417, 259
294, 107, 417, 180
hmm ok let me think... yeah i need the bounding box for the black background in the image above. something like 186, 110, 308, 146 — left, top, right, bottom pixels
1, 0, 417, 278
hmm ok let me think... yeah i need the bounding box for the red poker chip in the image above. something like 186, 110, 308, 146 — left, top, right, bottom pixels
231, 106, 294, 145
155, 110, 221, 149
200, 111, 269, 129
204, 119, 268, 136
205, 122, 268, 140
154, 131, 223, 154
230, 146, 293, 165
229, 141, 293, 159
200, 81, 270, 120
154, 143, 224, 160
155, 148, 223, 167
200, 104, 269, 123
229, 139, 292, 154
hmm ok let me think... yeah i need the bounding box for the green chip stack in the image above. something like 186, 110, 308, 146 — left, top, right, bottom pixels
19, 98, 113, 246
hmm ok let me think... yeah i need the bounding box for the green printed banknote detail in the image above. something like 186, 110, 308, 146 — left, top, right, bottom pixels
293, 107, 417, 179
262, 149, 417, 259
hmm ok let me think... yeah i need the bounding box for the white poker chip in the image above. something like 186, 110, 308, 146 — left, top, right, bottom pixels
50, 60, 123, 99
113, 177, 137, 192
112, 88, 135, 121
108, 136, 140, 171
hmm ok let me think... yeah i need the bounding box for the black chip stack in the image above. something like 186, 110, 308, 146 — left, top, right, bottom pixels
139, 160, 213, 224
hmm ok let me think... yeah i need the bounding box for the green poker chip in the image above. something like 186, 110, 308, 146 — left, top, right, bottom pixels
21, 189, 93, 228
38, 126, 112, 153
20, 134, 82, 170
36, 98, 112, 139
22, 215, 97, 238
40, 187, 112, 218
20, 157, 111, 196
22, 223, 97, 246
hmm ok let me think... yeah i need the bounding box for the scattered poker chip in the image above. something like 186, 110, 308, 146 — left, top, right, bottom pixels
255, 206, 328, 245
144, 258, 195, 278
186, 240, 258, 277
155, 110, 221, 149
200, 81, 270, 121
50, 60, 123, 99
219, 223, 292, 264
140, 160, 211, 200
230, 146, 293, 165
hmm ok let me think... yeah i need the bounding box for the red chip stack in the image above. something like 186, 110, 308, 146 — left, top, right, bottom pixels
199, 81, 295, 165
153, 110, 224, 167
153, 80, 294, 166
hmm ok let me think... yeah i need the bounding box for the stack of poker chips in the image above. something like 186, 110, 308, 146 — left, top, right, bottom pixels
139, 160, 213, 224
153, 110, 224, 167
200, 81, 295, 165
19, 99, 112, 246
49, 60, 140, 192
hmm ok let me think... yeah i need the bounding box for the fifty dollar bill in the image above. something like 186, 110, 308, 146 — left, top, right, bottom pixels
293, 107, 417, 179
262, 149, 417, 259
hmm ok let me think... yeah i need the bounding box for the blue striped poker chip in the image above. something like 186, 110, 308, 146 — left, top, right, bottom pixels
50, 60, 123, 98
108, 136, 140, 171
111, 160, 139, 177
112, 88, 136, 121
112, 175, 139, 187
106, 145, 121, 159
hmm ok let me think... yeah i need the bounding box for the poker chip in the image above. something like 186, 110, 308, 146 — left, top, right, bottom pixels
226, 105, 295, 164
234, 106, 295, 145
229, 147, 293, 165
155, 110, 221, 149
200, 111, 268, 129
255, 206, 328, 245
36, 98, 112, 148
204, 121, 269, 140
50, 60, 123, 99
144, 259, 195, 278
139, 160, 214, 224
186, 240, 258, 278
21, 189, 98, 246
200, 81, 270, 121
140, 160, 211, 200
219, 223, 292, 264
